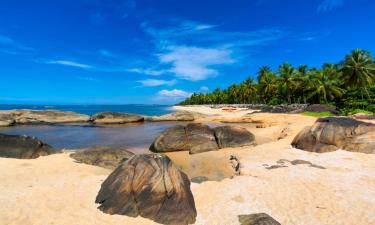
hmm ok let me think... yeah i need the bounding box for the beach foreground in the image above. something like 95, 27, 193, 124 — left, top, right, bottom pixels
1, 106, 375, 225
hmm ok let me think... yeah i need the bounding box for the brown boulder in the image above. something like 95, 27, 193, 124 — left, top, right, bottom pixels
238, 213, 281, 225
70, 146, 134, 169
214, 126, 255, 148
292, 117, 375, 153
146, 111, 195, 121
95, 154, 197, 225
150, 123, 219, 154
91, 112, 144, 124
0, 134, 57, 159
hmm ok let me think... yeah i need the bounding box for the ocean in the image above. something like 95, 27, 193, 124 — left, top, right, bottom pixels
0, 104, 175, 116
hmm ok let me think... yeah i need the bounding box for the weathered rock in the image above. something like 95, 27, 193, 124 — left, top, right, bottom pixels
0, 134, 57, 159
146, 111, 195, 122
70, 146, 134, 169
186, 123, 218, 154
353, 113, 375, 120
292, 117, 375, 153
0, 114, 15, 126
214, 126, 255, 148
0, 110, 90, 125
150, 125, 189, 152
91, 112, 144, 124
238, 213, 281, 225
95, 154, 197, 225
305, 104, 339, 114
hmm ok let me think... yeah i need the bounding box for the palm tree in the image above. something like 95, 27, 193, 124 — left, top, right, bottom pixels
307, 65, 344, 103
258, 71, 277, 103
278, 63, 296, 104
257, 66, 272, 83
342, 49, 375, 98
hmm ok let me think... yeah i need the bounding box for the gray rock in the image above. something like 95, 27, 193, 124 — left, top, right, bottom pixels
70, 146, 135, 169
91, 112, 144, 124
214, 126, 255, 148
292, 117, 375, 153
0, 110, 90, 125
146, 111, 195, 121
186, 123, 218, 154
238, 213, 281, 225
150, 125, 189, 152
95, 154, 197, 225
0, 133, 57, 159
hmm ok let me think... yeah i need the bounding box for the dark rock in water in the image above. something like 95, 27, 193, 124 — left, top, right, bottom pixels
150, 125, 189, 152
0, 133, 57, 159
191, 176, 209, 184
70, 146, 134, 169
95, 154, 197, 225
186, 123, 218, 154
292, 117, 375, 154
238, 213, 281, 225
214, 126, 255, 148
305, 104, 339, 114
91, 112, 144, 124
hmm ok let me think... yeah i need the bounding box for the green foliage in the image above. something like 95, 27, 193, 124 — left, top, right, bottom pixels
179, 49, 375, 110
346, 109, 374, 115
302, 111, 335, 117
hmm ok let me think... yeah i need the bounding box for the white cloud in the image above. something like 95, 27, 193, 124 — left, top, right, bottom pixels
137, 79, 176, 87
318, 0, 344, 13
157, 89, 191, 98
140, 20, 286, 81
46, 60, 93, 69
77, 76, 99, 82
159, 46, 234, 81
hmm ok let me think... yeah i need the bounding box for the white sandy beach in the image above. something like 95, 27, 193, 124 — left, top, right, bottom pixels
1, 106, 375, 225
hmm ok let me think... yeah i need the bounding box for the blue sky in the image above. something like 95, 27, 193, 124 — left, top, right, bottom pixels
1, 0, 374, 104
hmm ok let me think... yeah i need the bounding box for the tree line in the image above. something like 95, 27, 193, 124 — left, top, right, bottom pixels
179, 49, 375, 113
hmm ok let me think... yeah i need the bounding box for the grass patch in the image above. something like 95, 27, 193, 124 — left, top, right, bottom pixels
302, 111, 335, 117
347, 109, 374, 116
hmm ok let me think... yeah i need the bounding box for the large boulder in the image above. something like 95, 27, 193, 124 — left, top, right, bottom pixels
0, 114, 15, 126
214, 126, 255, 148
70, 146, 134, 169
146, 111, 195, 122
95, 154, 197, 225
186, 123, 218, 154
0, 134, 57, 159
150, 123, 219, 154
0, 110, 90, 125
305, 104, 339, 114
292, 117, 375, 153
91, 112, 144, 124
238, 213, 281, 225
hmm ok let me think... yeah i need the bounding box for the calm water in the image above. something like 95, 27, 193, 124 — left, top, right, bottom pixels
0, 104, 180, 153
0, 122, 188, 153
0, 104, 174, 116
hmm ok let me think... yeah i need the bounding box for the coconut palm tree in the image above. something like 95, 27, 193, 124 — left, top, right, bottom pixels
278, 63, 296, 104
342, 49, 375, 98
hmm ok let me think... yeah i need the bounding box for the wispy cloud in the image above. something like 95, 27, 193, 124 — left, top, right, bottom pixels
137, 79, 176, 87
45, 60, 93, 69
128, 68, 166, 76
0, 34, 35, 54
77, 76, 99, 82
139, 20, 286, 81
154, 89, 192, 101
99, 49, 115, 58
317, 0, 344, 13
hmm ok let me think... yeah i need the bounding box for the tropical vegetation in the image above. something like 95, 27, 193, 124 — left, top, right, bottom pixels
179, 49, 375, 114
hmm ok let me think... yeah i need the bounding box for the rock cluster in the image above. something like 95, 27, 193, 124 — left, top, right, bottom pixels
0, 133, 57, 159
145, 111, 196, 122
0, 110, 90, 126
305, 104, 339, 114
70, 146, 134, 169
150, 123, 255, 154
95, 154, 197, 225
292, 117, 375, 154
91, 112, 144, 124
